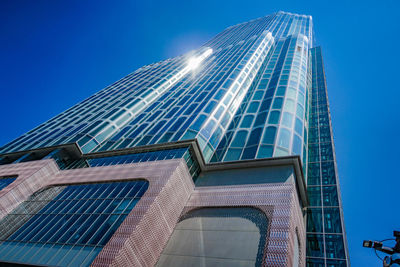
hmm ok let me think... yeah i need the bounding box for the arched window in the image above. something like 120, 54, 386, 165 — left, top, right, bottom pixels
157, 207, 268, 267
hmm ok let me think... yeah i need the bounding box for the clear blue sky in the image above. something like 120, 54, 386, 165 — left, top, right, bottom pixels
1, 0, 399, 265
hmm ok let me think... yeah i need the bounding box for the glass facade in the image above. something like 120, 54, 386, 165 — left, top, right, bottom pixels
211, 34, 309, 163
0, 11, 312, 164
64, 147, 201, 181
0, 176, 16, 191
306, 47, 348, 266
0, 11, 349, 266
0, 180, 148, 267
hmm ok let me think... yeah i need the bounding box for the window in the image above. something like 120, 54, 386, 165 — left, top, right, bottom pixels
320, 143, 333, 161
240, 115, 254, 128
325, 234, 346, 259
246, 128, 263, 147
282, 112, 293, 127
307, 186, 321, 206
276, 86, 286, 96
324, 208, 342, 233
307, 163, 321, 185
294, 118, 303, 135
247, 101, 260, 113
321, 162, 336, 185
254, 112, 268, 127
307, 258, 325, 266
307, 208, 323, 233
268, 111, 281, 124
224, 148, 242, 162
262, 126, 277, 144
323, 186, 339, 206
0, 176, 17, 191
257, 145, 273, 158
284, 99, 295, 113
272, 97, 283, 109
306, 234, 324, 258
292, 134, 302, 155
231, 130, 248, 147
156, 207, 268, 266
277, 128, 291, 149
0, 180, 148, 267
308, 143, 320, 163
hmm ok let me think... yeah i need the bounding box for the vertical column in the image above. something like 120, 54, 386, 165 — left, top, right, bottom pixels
306, 47, 349, 266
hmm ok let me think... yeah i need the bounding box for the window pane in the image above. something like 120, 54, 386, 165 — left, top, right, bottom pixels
307, 208, 322, 233
321, 161, 336, 185
307, 186, 321, 207
257, 145, 273, 158
262, 126, 276, 144
323, 186, 339, 206
307, 258, 324, 267
268, 111, 281, 124
246, 128, 262, 147
325, 234, 346, 259
240, 115, 254, 128
306, 234, 324, 258
272, 97, 283, 109
277, 128, 291, 149
324, 208, 342, 233
231, 131, 248, 147
0, 176, 17, 191
281, 112, 293, 128
326, 259, 347, 267
307, 163, 320, 185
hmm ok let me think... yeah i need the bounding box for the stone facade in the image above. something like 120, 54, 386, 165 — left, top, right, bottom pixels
0, 158, 304, 266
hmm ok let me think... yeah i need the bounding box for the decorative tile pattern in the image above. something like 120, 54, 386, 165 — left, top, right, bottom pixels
0, 159, 59, 219
179, 183, 305, 267
0, 159, 194, 267
0, 159, 304, 266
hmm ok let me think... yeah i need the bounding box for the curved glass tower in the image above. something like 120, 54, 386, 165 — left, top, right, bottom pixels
0, 11, 349, 266
0, 12, 313, 161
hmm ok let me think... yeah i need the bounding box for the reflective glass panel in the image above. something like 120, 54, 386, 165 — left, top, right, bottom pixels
307, 186, 322, 207
0, 180, 148, 267
325, 234, 346, 259
307, 208, 323, 233
324, 208, 342, 233
306, 234, 324, 258
0, 176, 17, 191
323, 186, 339, 206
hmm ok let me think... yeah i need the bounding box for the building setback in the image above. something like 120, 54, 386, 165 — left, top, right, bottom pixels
0, 11, 349, 266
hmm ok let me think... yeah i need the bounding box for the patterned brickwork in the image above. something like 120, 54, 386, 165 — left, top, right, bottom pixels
90, 160, 194, 266
0, 159, 304, 267
0, 159, 59, 219
180, 183, 305, 267
0, 159, 195, 267
288, 190, 306, 267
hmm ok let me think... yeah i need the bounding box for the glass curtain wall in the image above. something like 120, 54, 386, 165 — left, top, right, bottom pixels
0, 180, 148, 267
306, 47, 349, 266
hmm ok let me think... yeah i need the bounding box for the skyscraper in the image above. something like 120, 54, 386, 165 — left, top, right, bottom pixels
0, 11, 348, 266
